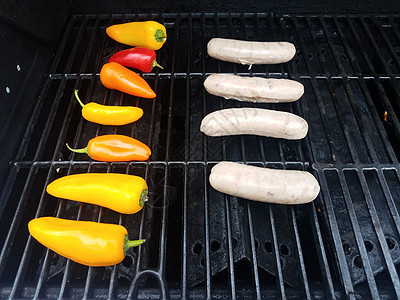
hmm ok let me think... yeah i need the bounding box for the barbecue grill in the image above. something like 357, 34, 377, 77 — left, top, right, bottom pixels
1, 1, 400, 299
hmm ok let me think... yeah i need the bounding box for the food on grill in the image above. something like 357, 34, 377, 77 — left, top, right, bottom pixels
204, 74, 304, 103
100, 62, 156, 98
200, 108, 308, 140
209, 162, 320, 204
106, 20, 167, 50
74, 90, 143, 125
28, 217, 145, 267
66, 134, 151, 162
207, 38, 296, 65
109, 47, 163, 73
47, 173, 148, 214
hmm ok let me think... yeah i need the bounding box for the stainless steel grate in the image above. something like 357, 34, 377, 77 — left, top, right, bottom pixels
1, 12, 400, 299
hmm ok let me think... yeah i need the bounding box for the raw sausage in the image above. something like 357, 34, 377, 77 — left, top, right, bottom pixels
209, 162, 320, 204
207, 38, 296, 65
204, 74, 304, 103
200, 108, 308, 140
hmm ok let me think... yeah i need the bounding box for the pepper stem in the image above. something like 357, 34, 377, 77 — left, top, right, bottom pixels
152, 59, 164, 70
74, 90, 85, 108
123, 235, 146, 255
139, 189, 148, 207
66, 143, 90, 156
154, 29, 167, 43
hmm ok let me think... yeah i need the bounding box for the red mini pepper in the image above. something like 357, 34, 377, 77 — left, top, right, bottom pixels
109, 47, 163, 73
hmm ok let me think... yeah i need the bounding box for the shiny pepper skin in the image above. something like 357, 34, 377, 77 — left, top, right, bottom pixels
109, 47, 163, 73
66, 134, 151, 162
100, 62, 156, 98
74, 90, 143, 126
46, 173, 148, 214
106, 21, 167, 50
28, 217, 145, 267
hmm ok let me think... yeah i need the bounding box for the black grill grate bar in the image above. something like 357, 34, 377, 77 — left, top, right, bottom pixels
311, 78, 343, 163
0, 167, 37, 278
16, 160, 400, 169
319, 17, 347, 75
341, 79, 380, 163
304, 16, 337, 76
0, 167, 19, 219
305, 16, 362, 164
370, 17, 400, 70
331, 17, 363, 75
48, 73, 400, 80
291, 17, 316, 76
357, 171, 400, 297
309, 203, 336, 298
128, 163, 152, 298
184, 15, 192, 161
360, 17, 394, 76
357, 78, 399, 163
13, 17, 76, 161
336, 169, 380, 297
164, 16, 180, 161
32, 17, 88, 162
246, 203, 262, 300
320, 17, 384, 162
290, 17, 342, 163
289, 207, 312, 299
389, 17, 400, 50
317, 170, 356, 297
199, 16, 211, 296
180, 13, 193, 299
345, 17, 379, 75
181, 165, 188, 299
376, 169, 400, 237
269, 206, 286, 298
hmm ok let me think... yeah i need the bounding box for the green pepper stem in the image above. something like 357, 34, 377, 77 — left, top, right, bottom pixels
123, 235, 146, 255
152, 59, 164, 70
74, 90, 85, 108
154, 29, 167, 43
66, 143, 90, 156
139, 189, 148, 207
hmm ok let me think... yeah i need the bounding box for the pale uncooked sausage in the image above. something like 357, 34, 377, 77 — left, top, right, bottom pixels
200, 108, 308, 140
204, 74, 304, 103
209, 162, 320, 204
207, 38, 296, 65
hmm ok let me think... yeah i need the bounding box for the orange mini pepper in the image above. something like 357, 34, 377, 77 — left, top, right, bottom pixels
100, 62, 156, 98
28, 217, 145, 267
46, 173, 148, 214
74, 90, 143, 125
66, 134, 151, 162
106, 21, 167, 50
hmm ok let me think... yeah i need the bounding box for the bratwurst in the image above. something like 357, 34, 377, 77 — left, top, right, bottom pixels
200, 108, 308, 140
207, 38, 296, 65
204, 74, 304, 103
209, 162, 320, 204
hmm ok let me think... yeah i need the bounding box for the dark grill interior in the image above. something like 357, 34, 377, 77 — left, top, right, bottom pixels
1, 12, 400, 299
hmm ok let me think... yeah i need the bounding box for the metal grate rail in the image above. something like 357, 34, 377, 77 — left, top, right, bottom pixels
1, 12, 400, 299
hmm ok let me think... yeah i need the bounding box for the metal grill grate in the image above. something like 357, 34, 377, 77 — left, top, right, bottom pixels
1, 12, 400, 299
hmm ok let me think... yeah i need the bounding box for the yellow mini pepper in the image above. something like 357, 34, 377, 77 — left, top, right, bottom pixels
106, 21, 167, 50
46, 173, 148, 214
74, 90, 143, 126
28, 217, 145, 267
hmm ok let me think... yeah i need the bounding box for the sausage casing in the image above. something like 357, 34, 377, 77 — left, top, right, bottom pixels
200, 108, 308, 140
209, 162, 320, 204
207, 38, 296, 65
204, 74, 304, 103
